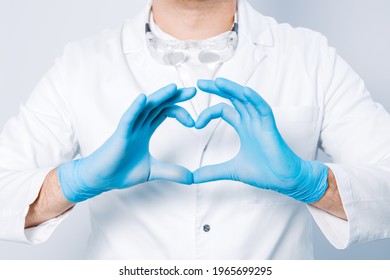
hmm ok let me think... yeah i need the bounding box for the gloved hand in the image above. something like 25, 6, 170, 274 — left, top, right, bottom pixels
58, 84, 196, 203
193, 78, 328, 204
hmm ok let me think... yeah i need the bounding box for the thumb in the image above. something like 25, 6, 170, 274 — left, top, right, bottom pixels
149, 158, 193, 185
193, 162, 233, 184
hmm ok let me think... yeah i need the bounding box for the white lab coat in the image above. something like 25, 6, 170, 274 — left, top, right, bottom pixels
1, 0, 390, 259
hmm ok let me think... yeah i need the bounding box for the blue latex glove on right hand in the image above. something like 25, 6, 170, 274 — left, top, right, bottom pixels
58, 84, 196, 203
194, 78, 328, 204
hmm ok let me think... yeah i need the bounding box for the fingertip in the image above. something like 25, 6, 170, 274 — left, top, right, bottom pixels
160, 83, 178, 96
185, 87, 197, 98
174, 168, 194, 185
192, 170, 201, 184
194, 121, 205, 130
185, 171, 194, 185
189, 116, 196, 127
195, 114, 208, 129
215, 77, 226, 84
192, 169, 208, 184
173, 107, 195, 128
215, 77, 232, 89
183, 116, 195, 128
168, 83, 178, 91
197, 79, 211, 85
214, 78, 223, 88
197, 79, 214, 89
137, 93, 147, 105
188, 86, 197, 92
176, 87, 197, 100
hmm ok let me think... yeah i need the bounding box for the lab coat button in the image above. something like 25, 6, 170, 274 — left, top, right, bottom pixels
203, 224, 211, 232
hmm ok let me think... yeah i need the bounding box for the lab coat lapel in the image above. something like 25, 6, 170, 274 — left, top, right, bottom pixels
214, 39, 267, 99
213, 0, 274, 98
205, 0, 275, 144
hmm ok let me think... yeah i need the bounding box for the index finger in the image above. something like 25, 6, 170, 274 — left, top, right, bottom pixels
146, 83, 179, 110
197, 78, 247, 102
135, 83, 179, 129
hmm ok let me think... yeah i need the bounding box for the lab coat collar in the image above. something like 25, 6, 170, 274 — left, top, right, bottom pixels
237, 0, 274, 47
214, 0, 274, 90
121, 0, 274, 54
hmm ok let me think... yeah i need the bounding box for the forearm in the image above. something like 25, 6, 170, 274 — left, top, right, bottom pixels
25, 168, 74, 228
311, 168, 347, 220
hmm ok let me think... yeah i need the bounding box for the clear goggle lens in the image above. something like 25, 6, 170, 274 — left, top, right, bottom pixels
145, 7, 239, 66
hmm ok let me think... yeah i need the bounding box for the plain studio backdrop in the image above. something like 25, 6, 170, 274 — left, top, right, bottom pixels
0, 0, 389, 259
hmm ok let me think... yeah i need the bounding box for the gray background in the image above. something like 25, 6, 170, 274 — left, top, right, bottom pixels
0, 0, 389, 259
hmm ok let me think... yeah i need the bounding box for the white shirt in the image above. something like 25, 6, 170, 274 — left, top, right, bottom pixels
1, 0, 390, 259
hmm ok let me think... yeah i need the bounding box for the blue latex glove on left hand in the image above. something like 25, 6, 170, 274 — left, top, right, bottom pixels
58, 84, 196, 203
193, 78, 328, 204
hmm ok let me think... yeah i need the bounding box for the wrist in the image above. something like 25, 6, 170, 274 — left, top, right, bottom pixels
303, 160, 329, 203
311, 168, 347, 220
57, 159, 100, 203
291, 160, 328, 204
26, 168, 74, 228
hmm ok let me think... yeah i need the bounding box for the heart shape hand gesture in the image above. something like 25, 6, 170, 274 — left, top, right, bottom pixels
58, 78, 328, 204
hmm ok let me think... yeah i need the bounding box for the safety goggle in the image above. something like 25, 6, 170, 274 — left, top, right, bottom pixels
145, 4, 239, 66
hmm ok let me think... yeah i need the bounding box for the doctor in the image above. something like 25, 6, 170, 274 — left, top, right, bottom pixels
0, 0, 390, 259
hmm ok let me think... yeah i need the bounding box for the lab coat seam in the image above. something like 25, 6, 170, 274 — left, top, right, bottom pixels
316, 38, 327, 159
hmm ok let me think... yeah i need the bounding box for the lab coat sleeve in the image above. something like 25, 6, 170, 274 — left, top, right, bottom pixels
0, 45, 79, 244
309, 36, 390, 249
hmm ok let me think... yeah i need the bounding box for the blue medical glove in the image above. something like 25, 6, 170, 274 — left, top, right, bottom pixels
58, 84, 196, 203
194, 78, 328, 204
